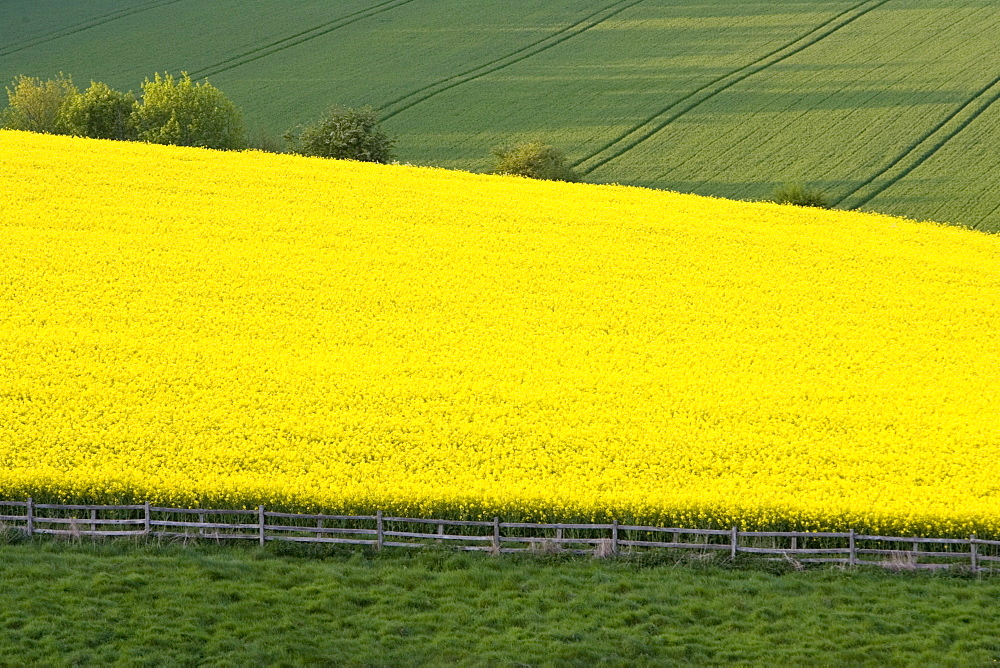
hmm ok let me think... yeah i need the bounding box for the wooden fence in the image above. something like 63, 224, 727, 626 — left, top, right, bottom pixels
2, 499, 998, 573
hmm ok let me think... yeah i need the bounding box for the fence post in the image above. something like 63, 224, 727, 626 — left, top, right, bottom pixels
91, 509, 97, 533
970, 534, 978, 573
437, 522, 444, 544
258, 505, 265, 546
493, 516, 501, 553
376, 510, 384, 550
849, 529, 856, 567
144, 501, 151, 536
26, 497, 33, 537
730, 526, 737, 560
612, 520, 619, 555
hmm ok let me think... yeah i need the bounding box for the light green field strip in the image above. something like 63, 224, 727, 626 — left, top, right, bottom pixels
209, 0, 619, 133
832, 76, 1000, 213
570, 0, 891, 175
386, 0, 859, 171
375, 0, 648, 121
185, 0, 423, 82
861, 97, 1000, 231
583, 0, 1000, 216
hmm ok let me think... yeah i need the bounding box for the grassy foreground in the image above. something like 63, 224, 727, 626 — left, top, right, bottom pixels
1, 538, 998, 665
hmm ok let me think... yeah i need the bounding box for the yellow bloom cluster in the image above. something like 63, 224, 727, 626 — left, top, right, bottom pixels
2, 130, 999, 536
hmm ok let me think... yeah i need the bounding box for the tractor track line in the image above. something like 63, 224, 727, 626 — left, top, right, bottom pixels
973, 199, 1000, 231
0, 0, 185, 59
376, 0, 643, 120
572, 0, 892, 175
188, 0, 417, 81
833, 75, 1000, 209
1, 6, 137, 55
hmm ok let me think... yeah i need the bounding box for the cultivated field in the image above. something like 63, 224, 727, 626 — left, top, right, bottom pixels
3, 131, 1000, 537
1, 0, 997, 229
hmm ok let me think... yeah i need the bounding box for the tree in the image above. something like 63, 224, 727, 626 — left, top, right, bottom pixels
0, 73, 77, 134
131, 72, 246, 150
60, 81, 136, 141
284, 106, 395, 163
489, 141, 579, 182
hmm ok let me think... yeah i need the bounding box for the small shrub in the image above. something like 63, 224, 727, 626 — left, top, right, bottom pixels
772, 183, 829, 208
284, 105, 395, 163
490, 141, 579, 182
60, 81, 137, 141
0, 73, 77, 134
246, 129, 286, 154
131, 72, 246, 150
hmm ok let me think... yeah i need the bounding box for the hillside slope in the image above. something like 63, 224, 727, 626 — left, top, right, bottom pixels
1, 0, 998, 230
2, 131, 1000, 535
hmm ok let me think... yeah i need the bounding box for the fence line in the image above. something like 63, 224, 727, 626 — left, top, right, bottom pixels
1, 499, 997, 573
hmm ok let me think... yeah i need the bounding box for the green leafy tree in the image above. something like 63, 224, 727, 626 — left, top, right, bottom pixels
131, 72, 246, 150
0, 73, 77, 134
489, 141, 579, 182
284, 106, 395, 163
60, 81, 136, 141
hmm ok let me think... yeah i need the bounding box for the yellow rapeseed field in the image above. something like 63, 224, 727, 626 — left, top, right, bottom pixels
2, 130, 999, 536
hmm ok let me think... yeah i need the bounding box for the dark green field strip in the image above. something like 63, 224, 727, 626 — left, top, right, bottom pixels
210, 0, 620, 133
377, 0, 647, 121
187, 0, 419, 81
861, 100, 1000, 231
382, 1, 862, 173
0, 0, 185, 60
834, 76, 1000, 211
0, 0, 143, 52
1, 3, 142, 55
571, 0, 891, 176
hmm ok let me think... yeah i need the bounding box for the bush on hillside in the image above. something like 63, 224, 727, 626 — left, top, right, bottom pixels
284, 105, 396, 163
131, 72, 246, 150
772, 183, 829, 208
246, 129, 286, 154
0, 73, 77, 134
61, 81, 137, 141
489, 141, 579, 182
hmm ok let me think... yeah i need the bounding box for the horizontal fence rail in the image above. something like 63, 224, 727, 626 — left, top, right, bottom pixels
1, 499, 997, 573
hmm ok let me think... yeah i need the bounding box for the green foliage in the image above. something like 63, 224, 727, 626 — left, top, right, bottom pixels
772, 183, 830, 208
131, 72, 246, 150
60, 81, 137, 141
284, 105, 395, 163
245, 129, 286, 154
0, 73, 77, 134
490, 141, 579, 182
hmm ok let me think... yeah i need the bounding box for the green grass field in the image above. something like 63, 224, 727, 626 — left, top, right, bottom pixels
1, 537, 999, 665
2, 0, 998, 229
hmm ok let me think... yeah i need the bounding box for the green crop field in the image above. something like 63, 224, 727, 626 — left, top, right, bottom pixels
2, 0, 998, 230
